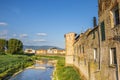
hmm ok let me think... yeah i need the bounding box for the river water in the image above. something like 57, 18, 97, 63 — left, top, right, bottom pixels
9, 64, 54, 80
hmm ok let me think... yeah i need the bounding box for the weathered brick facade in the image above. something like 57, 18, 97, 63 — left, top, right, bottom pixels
98, 0, 120, 80
64, 0, 120, 80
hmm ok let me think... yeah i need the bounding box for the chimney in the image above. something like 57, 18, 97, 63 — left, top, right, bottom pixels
93, 17, 97, 27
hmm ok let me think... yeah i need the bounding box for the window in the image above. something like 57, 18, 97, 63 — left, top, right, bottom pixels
78, 57, 80, 66
113, 5, 119, 25
83, 46, 84, 53
114, 8, 119, 25
110, 48, 117, 65
84, 58, 86, 65
92, 31, 95, 39
79, 45, 81, 53
94, 48, 97, 62
100, 21, 106, 41
73, 55, 75, 62
77, 45, 79, 54
74, 47, 76, 54
78, 45, 80, 54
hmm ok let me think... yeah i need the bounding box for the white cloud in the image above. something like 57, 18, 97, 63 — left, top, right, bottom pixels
20, 34, 28, 38
0, 22, 8, 26
36, 33, 47, 36
0, 30, 8, 39
13, 34, 17, 37
33, 39, 46, 42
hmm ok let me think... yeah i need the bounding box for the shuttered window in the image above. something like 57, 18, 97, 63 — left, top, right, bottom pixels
115, 8, 119, 25
94, 48, 97, 62
101, 21, 105, 41
110, 48, 117, 65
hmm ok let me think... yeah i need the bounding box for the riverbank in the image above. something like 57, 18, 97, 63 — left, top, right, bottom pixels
52, 57, 81, 80
30, 55, 81, 80
0, 54, 34, 80
11, 65, 34, 78
0, 55, 81, 80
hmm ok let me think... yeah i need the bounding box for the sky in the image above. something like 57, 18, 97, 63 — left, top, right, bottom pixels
0, 0, 98, 48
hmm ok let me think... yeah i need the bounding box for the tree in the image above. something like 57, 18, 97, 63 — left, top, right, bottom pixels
0, 39, 7, 54
7, 39, 23, 54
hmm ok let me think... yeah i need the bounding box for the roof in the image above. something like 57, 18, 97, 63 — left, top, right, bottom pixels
73, 29, 92, 45
87, 26, 98, 36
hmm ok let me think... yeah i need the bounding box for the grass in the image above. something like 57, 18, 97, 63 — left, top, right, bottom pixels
0, 54, 34, 79
54, 57, 81, 80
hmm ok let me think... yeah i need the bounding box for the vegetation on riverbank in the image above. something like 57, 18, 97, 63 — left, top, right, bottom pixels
53, 57, 81, 80
0, 54, 81, 80
0, 54, 33, 80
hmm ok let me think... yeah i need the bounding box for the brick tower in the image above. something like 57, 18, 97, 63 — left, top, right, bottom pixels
64, 32, 76, 66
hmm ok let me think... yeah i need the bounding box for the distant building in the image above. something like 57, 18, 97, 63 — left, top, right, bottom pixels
47, 48, 53, 54
24, 49, 36, 54
47, 47, 57, 54
36, 49, 47, 55
57, 49, 66, 54
36, 47, 65, 55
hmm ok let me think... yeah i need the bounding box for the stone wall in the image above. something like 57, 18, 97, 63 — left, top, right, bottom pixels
98, 0, 120, 80
73, 27, 100, 80
64, 32, 76, 66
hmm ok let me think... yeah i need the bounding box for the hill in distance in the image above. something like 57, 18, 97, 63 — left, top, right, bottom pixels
23, 45, 64, 50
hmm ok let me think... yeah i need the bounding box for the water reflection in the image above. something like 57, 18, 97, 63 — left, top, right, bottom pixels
10, 64, 54, 80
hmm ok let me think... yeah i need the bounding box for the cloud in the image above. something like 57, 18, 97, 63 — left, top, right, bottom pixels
20, 34, 28, 38
13, 34, 17, 37
36, 33, 47, 36
0, 30, 8, 39
0, 22, 8, 26
33, 39, 46, 42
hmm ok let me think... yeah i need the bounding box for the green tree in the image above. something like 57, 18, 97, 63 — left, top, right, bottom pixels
7, 39, 23, 54
0, 39, 7, 54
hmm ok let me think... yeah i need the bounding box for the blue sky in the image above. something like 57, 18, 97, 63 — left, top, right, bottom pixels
0, 0, 98, 48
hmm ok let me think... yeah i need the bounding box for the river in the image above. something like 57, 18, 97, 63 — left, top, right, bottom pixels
9, 63, 54, 80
